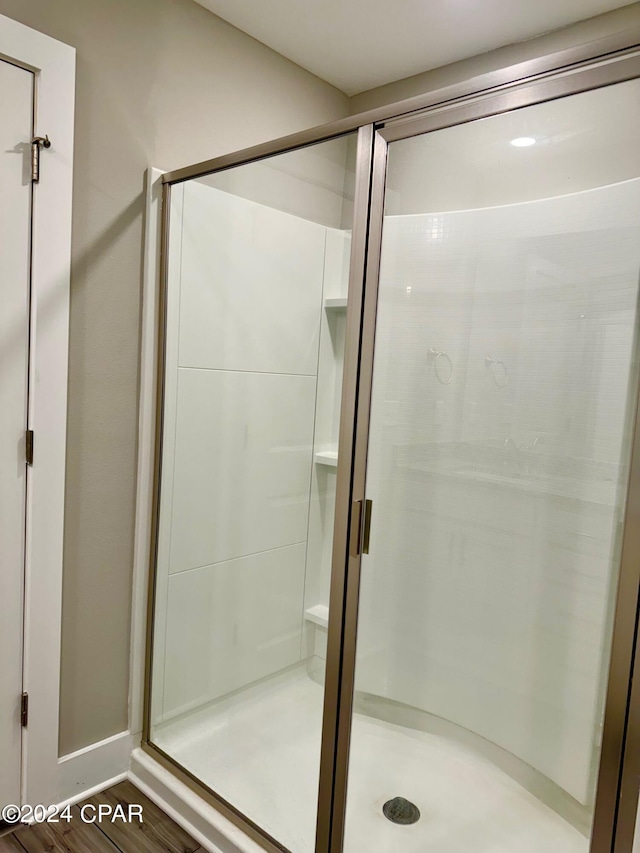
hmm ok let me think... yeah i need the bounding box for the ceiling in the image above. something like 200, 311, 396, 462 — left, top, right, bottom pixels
195, 0, 636, 95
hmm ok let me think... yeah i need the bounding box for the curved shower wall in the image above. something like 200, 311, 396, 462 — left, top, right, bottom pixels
356, 179, 640, 806
346, 80, 640, 833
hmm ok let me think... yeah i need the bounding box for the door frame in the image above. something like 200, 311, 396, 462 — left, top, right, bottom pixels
0, 14, 75, 806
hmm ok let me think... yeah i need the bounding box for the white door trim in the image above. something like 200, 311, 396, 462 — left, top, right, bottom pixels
0, 13, 75, 805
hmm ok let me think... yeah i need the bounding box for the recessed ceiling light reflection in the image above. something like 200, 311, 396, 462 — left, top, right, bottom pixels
510, 137, 536, 147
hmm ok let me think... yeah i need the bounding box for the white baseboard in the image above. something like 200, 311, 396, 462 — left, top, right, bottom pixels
129, 748, 263, 853
58, 737, 267, 853
58, 730, 140, 805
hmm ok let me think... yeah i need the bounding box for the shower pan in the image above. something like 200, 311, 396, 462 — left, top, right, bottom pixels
143, 32, 640, 853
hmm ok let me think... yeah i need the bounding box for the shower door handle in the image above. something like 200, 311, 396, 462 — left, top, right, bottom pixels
349, 499, 373, 557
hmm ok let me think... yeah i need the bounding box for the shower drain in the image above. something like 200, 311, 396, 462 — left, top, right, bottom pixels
382, 797, 421, 825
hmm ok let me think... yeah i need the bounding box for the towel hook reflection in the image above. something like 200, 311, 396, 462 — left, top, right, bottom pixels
428, 348, 453, 385
486, 355, 508, 387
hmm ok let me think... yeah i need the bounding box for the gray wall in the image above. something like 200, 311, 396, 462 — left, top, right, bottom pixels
0, 0, 348, 756
349, 3, 640, 113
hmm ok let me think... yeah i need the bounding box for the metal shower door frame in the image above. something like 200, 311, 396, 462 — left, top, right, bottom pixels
143, 32, 640, 853
323, 48, 640, 853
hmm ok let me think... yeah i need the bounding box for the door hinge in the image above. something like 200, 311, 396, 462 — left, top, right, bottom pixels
31, 135, 51, 183
25, 430, 34, 466
21, 693, 28, 728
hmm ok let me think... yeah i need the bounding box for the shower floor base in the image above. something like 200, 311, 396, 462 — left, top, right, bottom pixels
153, 666, 587, 853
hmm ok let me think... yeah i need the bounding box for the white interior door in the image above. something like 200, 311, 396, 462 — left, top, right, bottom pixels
0, 57, 33, 807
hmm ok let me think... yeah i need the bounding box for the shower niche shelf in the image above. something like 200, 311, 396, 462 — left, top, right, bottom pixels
304, 229, 350, 667
314, 450, 338, 467
324, 297, 347, 310
304, 604, 329, 629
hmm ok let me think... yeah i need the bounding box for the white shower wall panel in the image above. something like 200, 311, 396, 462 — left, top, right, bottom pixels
367, 475, 615, 802
360, 179, 640, 805
168, 367, 316, 572
153, 179, 339, 724
162, 543, 307, 717
178, 181, 325, 375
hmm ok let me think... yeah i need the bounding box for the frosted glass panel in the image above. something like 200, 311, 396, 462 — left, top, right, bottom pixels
150, 135, 356, 853
345, 81, 640, 852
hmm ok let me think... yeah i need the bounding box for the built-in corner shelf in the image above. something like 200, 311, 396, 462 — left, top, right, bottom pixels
324, 297, 347, 311
304, 604, 329, 629
314, 450, 338, 467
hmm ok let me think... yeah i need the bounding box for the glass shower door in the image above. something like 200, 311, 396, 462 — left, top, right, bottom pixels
343, 79, 640, 852
148, 134, 359, 853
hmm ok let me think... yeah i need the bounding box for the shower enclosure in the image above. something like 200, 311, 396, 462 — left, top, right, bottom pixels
144, 33, 640, 853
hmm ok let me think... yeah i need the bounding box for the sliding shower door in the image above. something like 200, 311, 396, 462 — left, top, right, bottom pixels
147, 134, 359, 853
342, 78, 640, 852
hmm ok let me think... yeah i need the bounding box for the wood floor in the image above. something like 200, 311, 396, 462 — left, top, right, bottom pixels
0, 781, 205, 853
